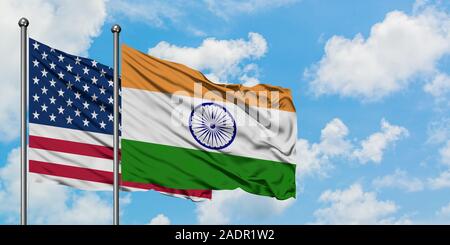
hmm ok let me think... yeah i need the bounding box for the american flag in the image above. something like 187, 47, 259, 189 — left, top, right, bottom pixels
28, 38, 211, 200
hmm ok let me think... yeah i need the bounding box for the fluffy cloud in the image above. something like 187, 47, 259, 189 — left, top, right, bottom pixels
424, 73, 450, 98
148, 32, 267, 85
107, 0, 181, 28
437, 202, 450, 217
297, 118, 351, 177
204, 0, 297, 20
148, 214, 171, 225
313, 183, 410, 224
0, 0, 107, 141
372, 169, 424, 192
306, 5, 450, 101
196, 189, 294, 225
0, 148, 113, 224
427, 117, 450, 145
428, 170, 450, 189
298, 118, 408, 178
352, 119, 409, 164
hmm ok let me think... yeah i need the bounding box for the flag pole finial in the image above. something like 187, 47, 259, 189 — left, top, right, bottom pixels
111, 24, 121, 33
18, 17, 29, 27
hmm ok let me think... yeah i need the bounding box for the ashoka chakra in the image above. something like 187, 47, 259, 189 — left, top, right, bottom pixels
189, 102, 236, 150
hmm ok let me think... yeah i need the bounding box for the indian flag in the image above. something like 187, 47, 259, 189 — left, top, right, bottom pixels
121, 44, 297, 200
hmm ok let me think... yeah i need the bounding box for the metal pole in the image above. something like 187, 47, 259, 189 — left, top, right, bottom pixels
18, 17, 29, 226
111, 24, 121, 226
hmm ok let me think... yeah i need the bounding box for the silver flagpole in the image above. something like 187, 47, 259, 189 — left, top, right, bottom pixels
111, 24, 121, 226
18, 17, 29, 226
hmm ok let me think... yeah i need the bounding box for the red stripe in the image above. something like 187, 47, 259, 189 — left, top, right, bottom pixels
29, 135, 118, 160
29, 160, 211, 199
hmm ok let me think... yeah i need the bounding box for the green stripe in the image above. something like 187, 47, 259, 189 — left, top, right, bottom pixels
121, 139, 296, 200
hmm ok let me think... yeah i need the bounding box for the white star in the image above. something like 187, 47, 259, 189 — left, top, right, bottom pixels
41, 86, 48, 95
32, 111, 39, 119
74, 92, 81, 100
108, 114, 113, 122
58, 54, 65, 62
100, 69, 106, 77
49, 113, 56, 122
66, 64, 73, 72
66, 116, 73, 124
33, 42, 40, 50
66, 98, 73, 107
83, 118, 90, 127
32, 94, 40, 102
108, 96, 113, 104
91, 76, 98, 84
58, 71, 65, 79
75, 57, 81, 65
49, 79, 56, 87
50, 48, 55, 53
57, 106, 65, 114
91, 60, 98, 67
108, 80, 113, 87
91, 111, 98, 119
57, 89, 65, 97
99, 121, 106, 129
41, 51, 48, 60
41, 69, 48, 77
99, 86, 106, 94
74, 74, 81, 82
119, 89, 122, 96
83, 84, 90, 92
32, 59, 39, 67
33, 77, 39, 84
66, 81, 73, 90
49, 62, 56, 70
49, 96, 56, 104
91, 93, 98, 101
41, 104, 48, 112
74, 109, 81, 117
99, 104, 106, 112
83, 66, 89, 75
83, 101, 90, 109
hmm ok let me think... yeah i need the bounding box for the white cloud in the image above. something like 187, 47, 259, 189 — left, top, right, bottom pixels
148, 214, 171, 225
437, 202, 450, 217
428, 170, 450, 189
0, 0, 107, 141
427, 117, 450, 144
204, 0, 298, 20
313, 183, 410, 224
318, 118, 352, 156
372, 169, 424, 192
0, 148, 113, 224
196, 189, 294, 224
439, 140, 450, 165
424, 72, 450, 98
297, 118, 351, 178
306, 6, 450, 101
148, 32, 267, 84
352, 119, 409, 164
107, 0, 181, 28
297, 118, 407, 178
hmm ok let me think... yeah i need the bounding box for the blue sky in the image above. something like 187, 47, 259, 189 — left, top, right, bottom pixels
1, 0, 450, 224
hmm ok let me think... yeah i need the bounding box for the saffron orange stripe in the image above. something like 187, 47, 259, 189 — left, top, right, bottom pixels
121, 44, 295, 112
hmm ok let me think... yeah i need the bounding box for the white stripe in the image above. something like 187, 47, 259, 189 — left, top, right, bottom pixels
123, 88, 297, 164
29, 147, 114, 172
29, 123, 113, 146
29, 173, 208, 201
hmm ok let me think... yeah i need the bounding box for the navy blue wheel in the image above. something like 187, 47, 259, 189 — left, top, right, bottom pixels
189, 102, 236, 150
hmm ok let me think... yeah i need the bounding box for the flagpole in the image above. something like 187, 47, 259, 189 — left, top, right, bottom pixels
111, 24, 121, 226
18, 17, 29, 226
